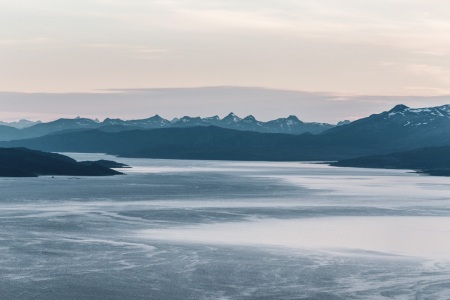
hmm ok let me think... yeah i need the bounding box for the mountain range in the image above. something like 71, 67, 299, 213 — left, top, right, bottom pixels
0, 114, 339, 141
2, 104, 450, 163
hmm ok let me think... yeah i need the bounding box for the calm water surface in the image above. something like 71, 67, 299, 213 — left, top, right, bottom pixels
1, 153, 450, 299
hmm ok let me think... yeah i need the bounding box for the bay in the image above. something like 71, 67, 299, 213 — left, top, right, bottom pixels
1, 153, 450, 299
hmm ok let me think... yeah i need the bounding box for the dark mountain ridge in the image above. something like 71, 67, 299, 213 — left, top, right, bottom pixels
0, 126, 339, 161
0, 113, 338, 141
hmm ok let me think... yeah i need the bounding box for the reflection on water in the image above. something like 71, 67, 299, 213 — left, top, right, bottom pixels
138, 216, 450, 259
1, 153, 450, 299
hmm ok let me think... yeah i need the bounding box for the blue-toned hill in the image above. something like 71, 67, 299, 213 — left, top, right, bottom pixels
0, 148, 123, 177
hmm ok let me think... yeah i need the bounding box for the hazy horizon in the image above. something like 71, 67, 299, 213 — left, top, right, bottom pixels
2, 86, 450, 123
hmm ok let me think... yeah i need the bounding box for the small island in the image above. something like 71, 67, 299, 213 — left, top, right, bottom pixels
0, 147, 124, 177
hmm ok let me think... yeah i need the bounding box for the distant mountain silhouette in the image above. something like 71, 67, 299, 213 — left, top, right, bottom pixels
0, 148, 123, 177
0, 119, 41, 129
0, 113, 338, 141
0, 118, 99, 141
102, 115, 171, 128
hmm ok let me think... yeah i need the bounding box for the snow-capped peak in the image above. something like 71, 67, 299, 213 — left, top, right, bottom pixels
388, 104, 450, 118
389, 104, 409, 113
222, 112, 242, 122
286, 115, 301, 123
204, 115, 220, 121
384, 104, 450, 128
243, 115, 256, 122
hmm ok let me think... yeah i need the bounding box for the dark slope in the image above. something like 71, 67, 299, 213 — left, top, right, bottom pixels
331, 146, 450, 176
320, 104, 450, 153
0, 127, 331, 161
0, 148, 123, 177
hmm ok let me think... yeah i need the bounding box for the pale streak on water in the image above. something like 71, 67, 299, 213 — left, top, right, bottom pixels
1, 153, 450, 299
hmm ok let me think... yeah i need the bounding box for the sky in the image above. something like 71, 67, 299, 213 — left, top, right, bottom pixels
1, 0, 450, 122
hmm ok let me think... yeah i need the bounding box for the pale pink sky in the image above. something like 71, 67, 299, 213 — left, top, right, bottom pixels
1, 0, 450, 121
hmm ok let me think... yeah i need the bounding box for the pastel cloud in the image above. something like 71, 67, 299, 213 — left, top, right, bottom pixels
0, 0, 449, 98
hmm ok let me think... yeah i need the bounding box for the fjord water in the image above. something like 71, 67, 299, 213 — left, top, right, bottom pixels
1, 154, 450, 299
